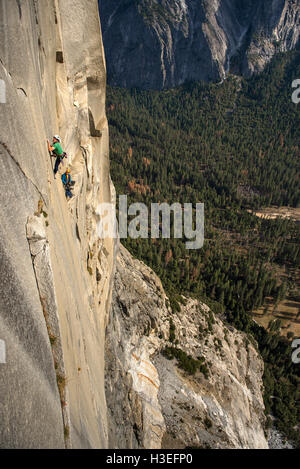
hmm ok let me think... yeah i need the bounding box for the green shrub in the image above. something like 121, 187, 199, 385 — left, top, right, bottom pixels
163, 346, 209, 377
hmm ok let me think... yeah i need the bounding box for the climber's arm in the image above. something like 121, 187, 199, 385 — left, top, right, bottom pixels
47, 139, 54, 153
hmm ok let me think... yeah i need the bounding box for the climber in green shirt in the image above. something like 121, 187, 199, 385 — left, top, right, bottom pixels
47, 135, 65, 178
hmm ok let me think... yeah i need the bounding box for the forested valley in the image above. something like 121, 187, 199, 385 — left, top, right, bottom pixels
107, 51, 300, 446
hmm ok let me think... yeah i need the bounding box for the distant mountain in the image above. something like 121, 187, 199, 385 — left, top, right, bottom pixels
99, 0, 300, 89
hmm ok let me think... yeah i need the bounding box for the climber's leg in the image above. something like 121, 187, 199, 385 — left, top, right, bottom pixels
54, 156, 62, 176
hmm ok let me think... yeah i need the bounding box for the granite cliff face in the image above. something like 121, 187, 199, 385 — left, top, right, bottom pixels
0, 0, 115, 448
105, 245, 268, 449
99, 0, 300, 89
0, 0, 270, 449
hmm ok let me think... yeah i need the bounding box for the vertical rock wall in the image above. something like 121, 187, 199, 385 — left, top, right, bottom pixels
0, 0, 115, 448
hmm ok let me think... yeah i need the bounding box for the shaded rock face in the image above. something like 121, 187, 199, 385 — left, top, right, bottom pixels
105, 245, 268, 449
105, 244, 168, 448
0, 0, 115, 448
99, 0, 300, 89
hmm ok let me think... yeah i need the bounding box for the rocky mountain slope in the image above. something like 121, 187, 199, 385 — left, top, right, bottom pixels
105, 244, 268, 449
99, 0, 300, 89
0, 0, 270, 449
0, 0, 115, 448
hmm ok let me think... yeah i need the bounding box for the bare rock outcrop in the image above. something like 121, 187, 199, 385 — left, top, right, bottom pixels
0, 0, 272, 450
105, 244, 268, 449
105, 244, 168, 448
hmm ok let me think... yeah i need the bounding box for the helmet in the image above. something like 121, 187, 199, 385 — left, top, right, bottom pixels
66, 168, 70, 173
53, 135, 61, 142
